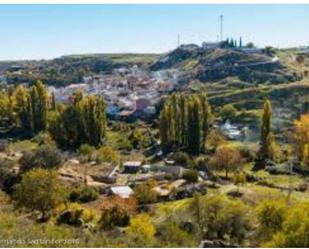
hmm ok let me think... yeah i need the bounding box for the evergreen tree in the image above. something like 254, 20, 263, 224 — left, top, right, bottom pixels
239, 37, 243, 48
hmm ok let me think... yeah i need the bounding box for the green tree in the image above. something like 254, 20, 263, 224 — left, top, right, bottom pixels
82, 95, 106, 147
27, 81, 49, 133
159, 106, 170, 153
199, 92, 211, 152
259, 99, 276, 160
13, 169, 66, 221
187, 98, 201, 155
19, 145, 63, 173
14, 85, 30, 129
179, 94, 187, 146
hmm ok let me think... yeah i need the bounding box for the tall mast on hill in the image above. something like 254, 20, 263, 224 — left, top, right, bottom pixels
220, 15, 223, 41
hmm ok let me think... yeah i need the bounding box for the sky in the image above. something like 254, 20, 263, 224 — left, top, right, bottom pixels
0, 4, 308, 60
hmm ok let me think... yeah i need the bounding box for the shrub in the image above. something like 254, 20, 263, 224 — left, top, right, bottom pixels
171, 152, 192, 167
19, 145, 63, 172
57, 203, 94, 227
96, 146, 120, 164
183, 169, 199, 183
264, 202, 309, 247
99, 196, 137, 230
195, 157, 210, 172
32, 132, 55, 146
220, 104, 237, 121
238, 144, 257, 161
206, 128, 227, 151
69, 185, 99, 203
192, 194, 251, 244
129, 128, 153, 149
134, 181, 158, 204
256, 199, 287, 235
126, 213, 156, 246
0, 159, 19, 194
158, 220, 195, 247
79, 144, 95, 163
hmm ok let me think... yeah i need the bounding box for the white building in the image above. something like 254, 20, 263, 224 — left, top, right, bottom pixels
109, 186, 134, 198
202, 42, 221, 50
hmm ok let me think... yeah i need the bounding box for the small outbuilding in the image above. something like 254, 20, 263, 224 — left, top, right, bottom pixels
123, 161, 142, 173
109, 186, 134, 198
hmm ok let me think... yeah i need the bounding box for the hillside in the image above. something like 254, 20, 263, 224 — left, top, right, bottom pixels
151, 45, 296, 84
2, 53, 159, 87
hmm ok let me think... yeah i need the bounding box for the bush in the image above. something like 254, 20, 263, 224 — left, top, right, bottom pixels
238, 145, 257, 161
264, 202, 309, 247
206, 128, 227, 151
56, 203, 95, 227
99, 196, 137, 230
256, 199, 287, 235
126, 213, 156, 246
69, 185, 99, 203
79, 144, 95, 163
134, 181, 158, 205
0, 159, 20, 194
171, 152, 192, 167
96, 146, 120, 164
158, 220, 195, 247
183, 170, 198, 183
19, 145, 63, 173
192, 194, 251, 244
32, 132, 55, 146
220, 104, 237, 121
195, 157, 210, 172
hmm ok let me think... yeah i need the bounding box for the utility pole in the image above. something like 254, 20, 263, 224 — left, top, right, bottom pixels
220, 15, 223, 41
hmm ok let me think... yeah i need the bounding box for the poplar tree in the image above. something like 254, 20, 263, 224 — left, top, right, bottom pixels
159, 92, 212, 155
259, 99, 275, 160
28, 81, 48, 133
179, 94, 187, 146
159, 107, 169, 153
14, 85, 30, 129
187, 98, 201, 155
82, 95, 106, 147
199, 92, 211, 152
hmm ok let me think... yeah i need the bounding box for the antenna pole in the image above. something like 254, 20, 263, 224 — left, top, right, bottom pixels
220, 15, 223, 41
